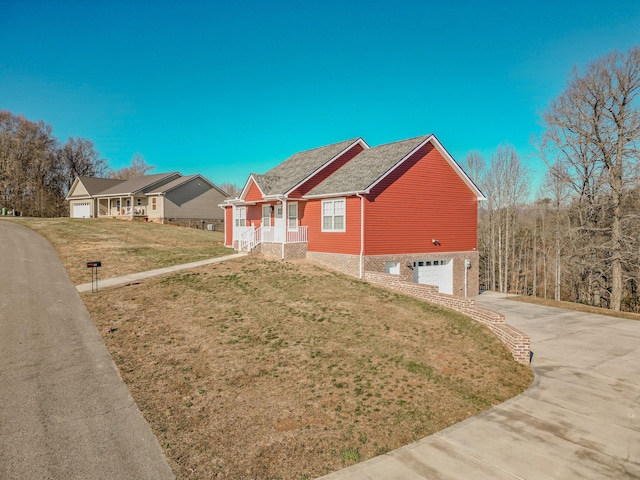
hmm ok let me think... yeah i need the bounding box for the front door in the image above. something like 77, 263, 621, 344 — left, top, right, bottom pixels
274, 204, 285, 242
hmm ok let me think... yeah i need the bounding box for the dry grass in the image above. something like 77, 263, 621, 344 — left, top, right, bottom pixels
8, 218, 232, 284
83, 258, 532, 479
15, 218, 533, 479
509, 295, 640, 321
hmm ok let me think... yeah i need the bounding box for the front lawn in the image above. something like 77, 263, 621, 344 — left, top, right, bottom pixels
83, 257, 532, 479
8, 218, 232, 285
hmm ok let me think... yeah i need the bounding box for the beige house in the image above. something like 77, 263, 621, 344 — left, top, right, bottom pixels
66, 173, 228, 224
65, 177, 126, 218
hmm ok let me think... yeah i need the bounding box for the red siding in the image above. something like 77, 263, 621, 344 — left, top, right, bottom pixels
303, 196, 362, 255
224, 207, 233, 246
247, 204, 262, 228
244, 179, 264, 202
288, 143, 365, 198
364, 143, 478, 255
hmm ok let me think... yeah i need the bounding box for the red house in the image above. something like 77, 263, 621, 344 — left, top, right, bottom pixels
222, 134, 485, 297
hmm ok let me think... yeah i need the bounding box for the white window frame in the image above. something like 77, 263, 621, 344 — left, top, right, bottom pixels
262, 204, 271, 230
287, 202, 298, 231
235, 206, 246, 227
321, 198, 346, 232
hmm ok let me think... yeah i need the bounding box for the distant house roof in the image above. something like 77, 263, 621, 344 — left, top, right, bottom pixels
305, 135, 430, 197
146, 174, 229, 196
66, 176, 125, 199
247, 138, 363, 197
97, 172, 181, 197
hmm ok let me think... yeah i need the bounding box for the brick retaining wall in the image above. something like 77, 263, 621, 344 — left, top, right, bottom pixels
364, 271, 531, 364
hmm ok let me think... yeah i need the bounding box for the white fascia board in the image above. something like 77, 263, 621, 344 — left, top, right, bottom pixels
95, 192, 134, 198
283, 138, 369, 196
426, 136, 486, 200
303, 190, 366, 200
239, 174, 265, 200
65, 177, 82, 199
66, 195, 92, 201
361, 135, 486, 200
363, 136, 434, 194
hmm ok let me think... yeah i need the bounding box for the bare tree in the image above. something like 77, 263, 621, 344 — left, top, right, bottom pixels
218, 182, 242, 197
0, 111, 63, 216
542, 46, 640, 310
109, 153, 155, 179
58, 137, 108, 192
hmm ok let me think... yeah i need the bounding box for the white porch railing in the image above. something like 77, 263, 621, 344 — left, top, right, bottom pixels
236, 226, 307, 252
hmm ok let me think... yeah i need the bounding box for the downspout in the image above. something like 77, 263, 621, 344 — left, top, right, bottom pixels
356, 193, 365, 280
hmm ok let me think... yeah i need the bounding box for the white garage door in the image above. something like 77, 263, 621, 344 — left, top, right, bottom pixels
413, 258, 453, 295
72, 202, 91, 218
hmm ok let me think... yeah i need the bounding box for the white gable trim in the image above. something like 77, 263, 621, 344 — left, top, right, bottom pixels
283, 138, 370, 197
363, 135, 485, 200
239, 174, 266, 201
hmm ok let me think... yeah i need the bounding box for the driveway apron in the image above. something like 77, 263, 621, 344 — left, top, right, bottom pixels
320, 291, 640, 479
0, 220, 174, 480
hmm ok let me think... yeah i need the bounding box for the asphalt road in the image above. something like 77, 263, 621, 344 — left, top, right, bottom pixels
0, 220, 174, 480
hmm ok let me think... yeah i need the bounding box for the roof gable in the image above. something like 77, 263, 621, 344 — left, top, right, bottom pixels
304, 135, 485, 200
145, 174, 228, 197
96, 172, 181, 196
255, 138, 363, 197
66, 176, 125, 199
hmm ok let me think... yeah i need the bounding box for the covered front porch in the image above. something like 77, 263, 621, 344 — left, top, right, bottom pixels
235, 225, 308, 252
98, 196, 149, 219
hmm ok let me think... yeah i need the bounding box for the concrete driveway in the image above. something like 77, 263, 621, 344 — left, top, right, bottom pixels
320, 291, 640, 479
0, 220, 174, 479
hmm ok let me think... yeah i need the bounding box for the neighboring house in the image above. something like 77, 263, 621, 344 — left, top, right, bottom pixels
66, 172, 228, 224
66, 176, 126, 218
221, 134, 485, 297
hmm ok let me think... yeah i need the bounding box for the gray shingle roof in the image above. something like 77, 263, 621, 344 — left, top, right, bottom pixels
252, 138, 360, 196
306, 135, 431, 196
97, 172, 181, 196
146, 175, 198, 194
74, 176, 125, 196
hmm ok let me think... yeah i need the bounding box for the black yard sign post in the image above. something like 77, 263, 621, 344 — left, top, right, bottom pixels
86, 261, 102, 293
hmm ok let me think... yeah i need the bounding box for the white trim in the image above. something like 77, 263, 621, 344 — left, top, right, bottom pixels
321, 197, 346, 232
262, 204, 272, 230
287, 202, 298, 231
364, 135, 485, 200
284, 138, 370, 196
304, 190, 366, 199
239, 174, 266, 201
234, 205, 247, 227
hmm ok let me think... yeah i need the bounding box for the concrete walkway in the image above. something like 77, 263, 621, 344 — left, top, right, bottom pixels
0, 220, 175, 479
320, 291, 640, 479
76, 252, 247, 292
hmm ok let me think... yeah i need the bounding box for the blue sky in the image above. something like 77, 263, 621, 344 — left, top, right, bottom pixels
1, 1, 639, 191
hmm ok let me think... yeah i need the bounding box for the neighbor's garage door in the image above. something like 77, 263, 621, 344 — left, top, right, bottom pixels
413, 259, 453, 295
72, 202, 91, 218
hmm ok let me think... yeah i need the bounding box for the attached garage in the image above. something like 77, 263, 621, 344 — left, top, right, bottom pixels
71, 202, 91, 218
413, 258, 453, 295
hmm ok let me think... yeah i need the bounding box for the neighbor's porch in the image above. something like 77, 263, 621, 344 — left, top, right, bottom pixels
98, 196, 149, 219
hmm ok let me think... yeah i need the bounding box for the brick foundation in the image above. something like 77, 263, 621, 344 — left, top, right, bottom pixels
305, 251, 479, 298
364, 271, 531, 364
254, 242, 308, 261
306, 252, 361, 277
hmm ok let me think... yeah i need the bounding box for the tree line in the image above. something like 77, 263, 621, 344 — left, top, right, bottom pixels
467, 46, 640, 312
0, 111, 162, 216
